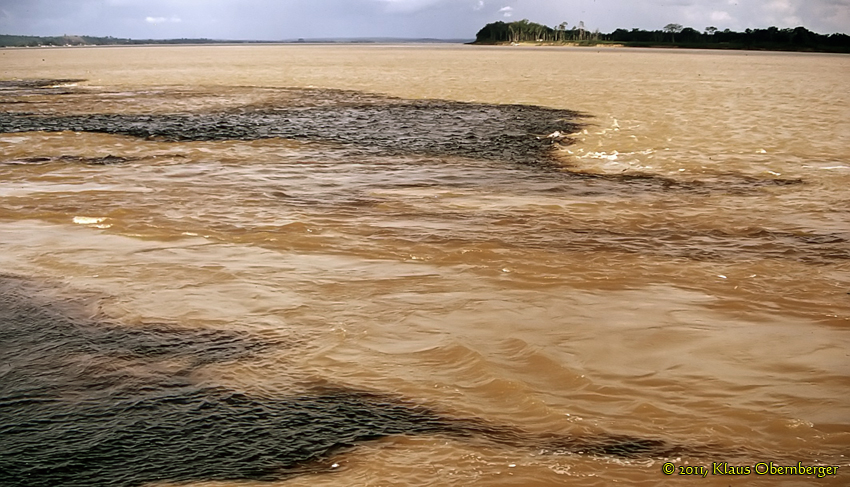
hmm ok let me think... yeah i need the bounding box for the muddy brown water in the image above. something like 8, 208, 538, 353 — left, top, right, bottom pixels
0, 45, 848, 486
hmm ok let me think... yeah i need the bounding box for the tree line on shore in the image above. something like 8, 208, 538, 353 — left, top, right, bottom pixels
474, 20, 850, 53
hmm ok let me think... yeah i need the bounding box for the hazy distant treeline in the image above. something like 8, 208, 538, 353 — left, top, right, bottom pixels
474, 20, 850, 53
0, 34, 470, 47
0, 34, 227, 47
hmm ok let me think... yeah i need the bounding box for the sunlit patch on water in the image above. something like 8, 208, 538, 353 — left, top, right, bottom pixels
72, 216, 107, 225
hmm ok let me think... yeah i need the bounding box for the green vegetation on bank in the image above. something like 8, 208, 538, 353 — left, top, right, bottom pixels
474, 20, 850, 53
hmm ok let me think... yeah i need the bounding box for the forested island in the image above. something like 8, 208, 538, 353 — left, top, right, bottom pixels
474, 20, 850, 53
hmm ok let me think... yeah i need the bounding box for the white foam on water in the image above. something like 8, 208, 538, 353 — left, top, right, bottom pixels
72, 216, 106, 225
580, 151, 619, 161
0, 136, 30, 144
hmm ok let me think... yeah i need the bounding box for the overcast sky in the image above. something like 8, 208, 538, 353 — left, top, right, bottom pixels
1, 0, 848, 40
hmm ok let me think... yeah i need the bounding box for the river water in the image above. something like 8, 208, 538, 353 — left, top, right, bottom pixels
0, 45, 848, 486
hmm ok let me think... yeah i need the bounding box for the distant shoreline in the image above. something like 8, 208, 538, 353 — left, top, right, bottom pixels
1, 43, 472, 49
4, 30, 848, 54
0, 34, 473, 48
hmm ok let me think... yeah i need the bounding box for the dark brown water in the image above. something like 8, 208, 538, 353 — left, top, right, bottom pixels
0, 45, 848, 486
